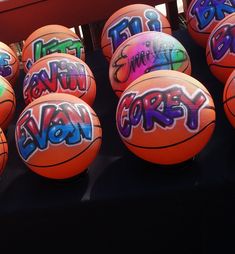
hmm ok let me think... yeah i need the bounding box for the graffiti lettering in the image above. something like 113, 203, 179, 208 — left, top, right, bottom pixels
191, 0, 235, 30
0, 51, 12, 77
210, 24, 235, 60
16, 103, 93, 160
23, 60, 87, 104
112, 40, 187, 83
26, 38, 84, 70
108, 9, 162, 52
117, 86, 207, 138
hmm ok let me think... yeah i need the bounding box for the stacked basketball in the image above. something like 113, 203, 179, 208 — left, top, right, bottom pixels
14, 24, 102, 180
101, 4, 216, 165
0, 42, 19, 175
187, 0, 235, 129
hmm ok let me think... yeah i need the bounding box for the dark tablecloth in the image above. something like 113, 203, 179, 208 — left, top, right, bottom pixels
0, 29, 234, 253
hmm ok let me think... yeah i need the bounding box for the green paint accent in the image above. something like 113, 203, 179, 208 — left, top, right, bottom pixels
0, 83, 5, 97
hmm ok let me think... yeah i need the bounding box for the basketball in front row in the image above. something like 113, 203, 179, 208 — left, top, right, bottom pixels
15, 93, 102, 180
116, 70, 216, 165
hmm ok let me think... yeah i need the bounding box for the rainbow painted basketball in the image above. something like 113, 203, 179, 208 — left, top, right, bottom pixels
0, 76, 16, 130
22, 24, 85, 72
187, 0, 235, 48
0, 128, 8, 175
101, 4, 172, 61
206, 13, 235, 84
0, 41, 19, 86
15, 93, 102, 179
116, 70, 216, 165
23, 53, 96, 106
223, 70, 235, 128
109, 31, 191, 97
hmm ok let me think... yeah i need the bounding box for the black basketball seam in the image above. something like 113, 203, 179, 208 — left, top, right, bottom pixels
182, 60, 190, 73
0, 58, 17, 65
122, 120, 215, 149
93, 125, 102, 128
0, 151, 8, 156
224, 100, 235, 117
209, 63, 235, 68
101, 42, 111, 50
22, 32, 80, 54
188, 21, 210, 34
90, 112, 98, 117
124, 75, 213, 98
224, 76, 235, 102
24, 136, 102, 168
0, 132, 6, 173
0, 99, 16, 128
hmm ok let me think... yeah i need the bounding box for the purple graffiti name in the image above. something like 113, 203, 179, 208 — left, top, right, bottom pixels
117, 86, 207, 138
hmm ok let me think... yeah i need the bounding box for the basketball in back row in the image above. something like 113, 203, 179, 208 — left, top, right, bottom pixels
109, 31, 191, 97
23, 53, 96, 106
0, 41, 19, 86
22, 24, 85, 72
101, 4, 172, 61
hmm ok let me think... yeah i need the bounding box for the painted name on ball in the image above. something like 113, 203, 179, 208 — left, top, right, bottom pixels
16, 103, 93, 160
117, 85, 207, 138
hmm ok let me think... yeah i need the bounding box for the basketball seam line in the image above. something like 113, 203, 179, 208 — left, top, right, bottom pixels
123, 120, 215, 149
23, 136, 102, 168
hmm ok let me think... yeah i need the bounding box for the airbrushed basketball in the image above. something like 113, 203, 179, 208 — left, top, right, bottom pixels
22, 24, 85, 72
0, 76, 16, 130
15, 93, 102, 179
0, 128, 8, 175
206, 13, 235, 84
223, 70, 235, 128
109, 31, 191, 97
187, 0, 235, 48
0, 41, 19, 86
116, 70, 216, 165
23, 53, 96, 106
101, 4, 172, 61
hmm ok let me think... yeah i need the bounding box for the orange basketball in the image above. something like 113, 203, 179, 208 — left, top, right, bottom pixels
206, 13, 235, 84
0, 41, 19, 86
223, 70, 235, 128
116, 70, 216, 165
0, 76, 16, 130
101, 4, 172, 61
109, 31, 191, 97
23, 53, 96, 106
22, 24, 85, 73
15, 93, 102, 179
186, 0, 235, 48
0, 128, 8, 175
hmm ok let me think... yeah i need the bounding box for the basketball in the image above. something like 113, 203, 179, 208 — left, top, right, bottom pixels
22, 24, 85, 73
15, 93, 102, 179
186, 0, 235, 48
23, 53, 96, 106
109, 31, 191, 97
0, 128, 8, 175
0, 76, 16, 130
116, 70, 216, 165
223, 70, 235, 128
0, 41, 19, 86
101, 4, 172, 61
206, 13, 235, 84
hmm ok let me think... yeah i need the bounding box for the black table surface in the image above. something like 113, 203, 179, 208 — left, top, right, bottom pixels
0, 29, 234, 252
